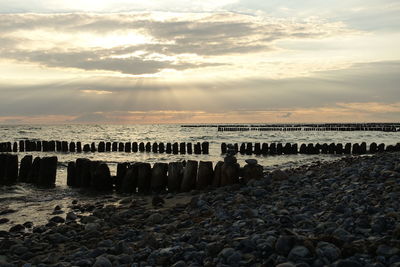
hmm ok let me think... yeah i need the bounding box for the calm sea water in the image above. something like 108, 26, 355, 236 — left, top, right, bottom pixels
0, 124, 399, 229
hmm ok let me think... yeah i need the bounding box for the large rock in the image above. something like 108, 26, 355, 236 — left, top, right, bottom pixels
167, 162, 183, 192
181, 160, 198, 192
243, 162, 263, 182
19, 155, 33, 182
137, 163, 152, 194
196, 161, 213, 189
151, 163, 168, 193
37, 156, 58, 187
271, 169, 289, 181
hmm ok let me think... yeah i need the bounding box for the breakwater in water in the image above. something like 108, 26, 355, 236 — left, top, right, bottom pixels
182, 123, 400, 132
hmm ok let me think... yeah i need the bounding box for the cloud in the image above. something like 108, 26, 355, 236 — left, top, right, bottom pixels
0, 60, 398, 120
0, 12, 356, 74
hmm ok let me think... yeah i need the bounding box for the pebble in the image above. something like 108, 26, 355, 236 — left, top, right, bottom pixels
0, 152, 399, 267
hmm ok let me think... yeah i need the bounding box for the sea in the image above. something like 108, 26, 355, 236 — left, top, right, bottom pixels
0, 124, 399, 230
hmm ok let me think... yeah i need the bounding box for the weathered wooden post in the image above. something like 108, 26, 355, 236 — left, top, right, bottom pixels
56, 141, 62, 152
112, 142, 118, 152
91, 163, 113, 191
106, 142, 111, 152
221, 143, 227, 154
196, 161, 213, 189
239, 143, 246, 154
139, 142, 145, 152
67, 162, 76, 187
49, 141, 56, 152
36, 141, 42, 152
115, 162, 129, 191
336, 143, 343, 154
125, 142, 131, 153
181, 160, 198, 192
13, 142, 18, 152
172, 142, 179, 154
76, 158, 91, 187
151, 163, 168, 193
152, 142, 158, 153
90, 142, 96, 152
98, 142, 105, 152
120, 163, 139, 194
19, 140, 25, 152
83, 144, 90, 152
179, 142, 186, 154
186, 143, 192, 154
62, 141, 69, 152
276, 143, 283, 155
19, 155, 32, 183
118, 142, 124, 152
132, 142, 138, 152
377, 143, 385, 152
76, 142, 82, 153
37, 156, 57, 187
137, 163, 152, 194
158, 143, 165, 153
145, 142, 151, 152
194, 142, 201, 154
27, 157, 41, 184
212, 161, 224, 187
299, 144, 307, 154
166, 143, 172, 154
269, 143, 277, 154
261, 143, 268, 155
344, 143, 351, 154
69, 142, 76, 153
167, 162, 183, 192
201, 142, 209, 154
369, 142, 377, 153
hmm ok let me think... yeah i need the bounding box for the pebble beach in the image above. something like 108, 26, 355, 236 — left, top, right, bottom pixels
0, 151, 399, 266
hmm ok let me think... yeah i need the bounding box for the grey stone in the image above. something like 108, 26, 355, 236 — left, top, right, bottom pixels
316, 241, 341, 262
287, 246, 311, 262
93, 256, 112, 267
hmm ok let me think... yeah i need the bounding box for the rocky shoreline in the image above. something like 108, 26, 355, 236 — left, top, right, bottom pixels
0, 152, 399, 266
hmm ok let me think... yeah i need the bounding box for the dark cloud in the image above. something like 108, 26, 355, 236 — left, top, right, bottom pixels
4, 49, 223, 75
0, 12, 353, 74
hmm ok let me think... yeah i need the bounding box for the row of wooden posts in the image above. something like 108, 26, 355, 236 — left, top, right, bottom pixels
218, 127, 398, 132
0, 141, 209, 155
0, 153, 264, 192
67, 157, 263, 193
0, 154, 57, 187
221, 142, 400, 155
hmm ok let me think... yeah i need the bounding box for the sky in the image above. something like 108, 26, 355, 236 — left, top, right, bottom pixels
0, 0, 399, 124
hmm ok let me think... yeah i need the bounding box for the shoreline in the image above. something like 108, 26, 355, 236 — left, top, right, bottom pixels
0, 152, 399, 266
